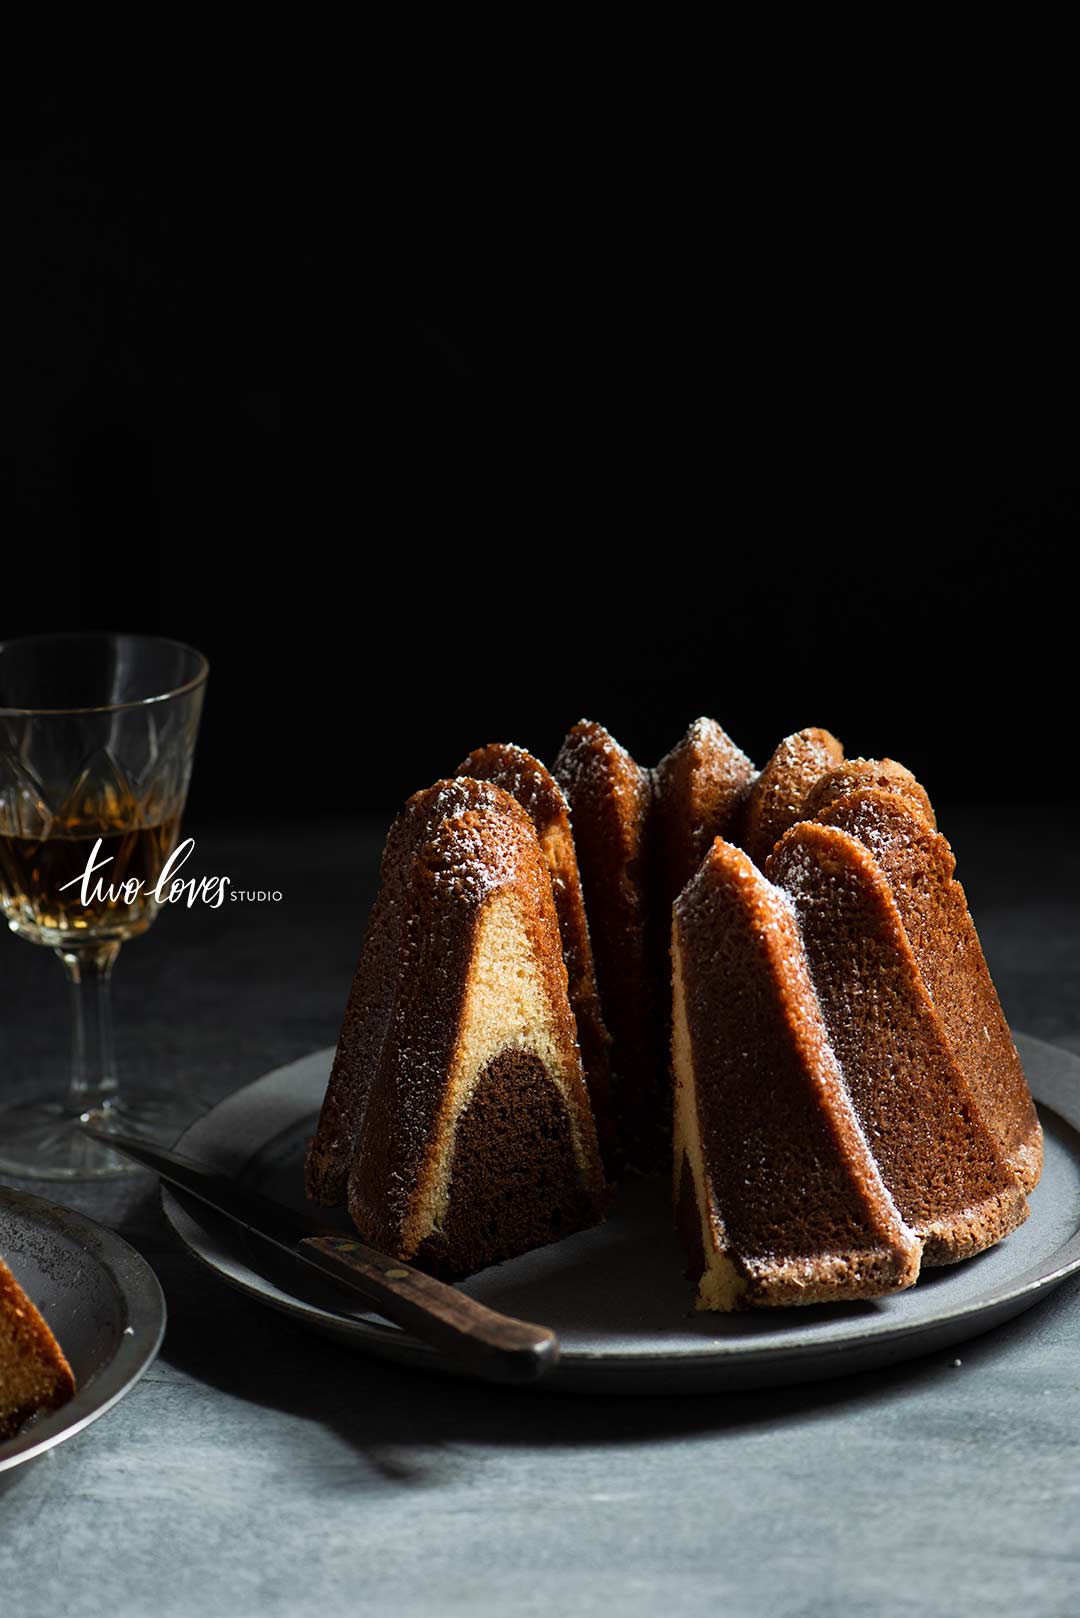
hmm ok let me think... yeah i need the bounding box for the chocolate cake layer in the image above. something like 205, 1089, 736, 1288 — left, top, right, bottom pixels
418, 1050, 600, 1277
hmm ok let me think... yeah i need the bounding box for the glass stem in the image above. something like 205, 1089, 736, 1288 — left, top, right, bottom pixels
57, 941, 122, 1117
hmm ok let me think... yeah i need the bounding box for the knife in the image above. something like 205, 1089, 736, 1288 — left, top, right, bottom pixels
78, 1124, 559, 1386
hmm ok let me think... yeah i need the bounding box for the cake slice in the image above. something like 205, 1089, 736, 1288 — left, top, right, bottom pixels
672, 840, 921, 1309
768, 821, 1029, 1263
741, 727, 844, 866
0, 1256, 75, 1440
455, 742, 615, 1165
815, 788, 1042, 1190
340, 783, 605, 1275
553, 720, 663, 1167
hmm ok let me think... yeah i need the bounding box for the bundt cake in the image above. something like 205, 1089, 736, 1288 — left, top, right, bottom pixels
0, 1255, 75, 1439
455, 743, 615, 1165
553, 721, 662, 1166
309, 712, 1036, 1312
306, 776, 605, 1276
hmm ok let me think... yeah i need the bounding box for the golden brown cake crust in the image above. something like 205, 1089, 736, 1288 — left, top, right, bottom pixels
344, 784, 605, 1271
554, 720, 664, 1167
651, 718, 757, 912
741, 727, 844, 867
0, 1257, 75, 1440
803, 758, 936, 828
306, 777, 518, 1206
673, 841, 920, 1308
815, 788, 1042, 1190
455, 742, 615, 1165
768, 822, 1029, 1264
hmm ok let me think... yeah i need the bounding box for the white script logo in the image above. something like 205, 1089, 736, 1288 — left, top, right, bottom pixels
57, 837, 281, 910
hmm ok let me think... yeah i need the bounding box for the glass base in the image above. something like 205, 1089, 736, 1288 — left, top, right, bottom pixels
0, 1093, 204, 1181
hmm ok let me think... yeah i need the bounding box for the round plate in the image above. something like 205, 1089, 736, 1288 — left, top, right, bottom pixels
162, 1032, 1080, 1393
0, 1188, 166, 1470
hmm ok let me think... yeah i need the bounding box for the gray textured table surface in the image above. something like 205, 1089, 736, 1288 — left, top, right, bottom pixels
1, 809, 1078, 1618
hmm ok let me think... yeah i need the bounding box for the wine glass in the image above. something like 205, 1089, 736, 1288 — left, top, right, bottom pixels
0, 634, 208, 1179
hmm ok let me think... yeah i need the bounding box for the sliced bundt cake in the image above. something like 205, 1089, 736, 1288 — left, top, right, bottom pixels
307, 777, 606, 1276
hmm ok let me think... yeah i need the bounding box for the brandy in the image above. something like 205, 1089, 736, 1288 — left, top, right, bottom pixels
0, 819, 181, 946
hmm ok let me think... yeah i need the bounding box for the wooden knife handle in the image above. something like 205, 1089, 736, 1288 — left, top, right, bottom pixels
300, 1234, 559, 1385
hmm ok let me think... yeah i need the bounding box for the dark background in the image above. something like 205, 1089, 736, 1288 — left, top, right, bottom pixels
6, 84, 1078, 823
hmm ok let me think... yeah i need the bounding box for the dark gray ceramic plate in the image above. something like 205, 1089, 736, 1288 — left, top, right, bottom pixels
162, 1032, 1080, 1393
0, 1188, 166, 1470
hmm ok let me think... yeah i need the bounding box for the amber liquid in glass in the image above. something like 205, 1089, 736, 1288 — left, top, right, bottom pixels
0, 819, 181, 945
